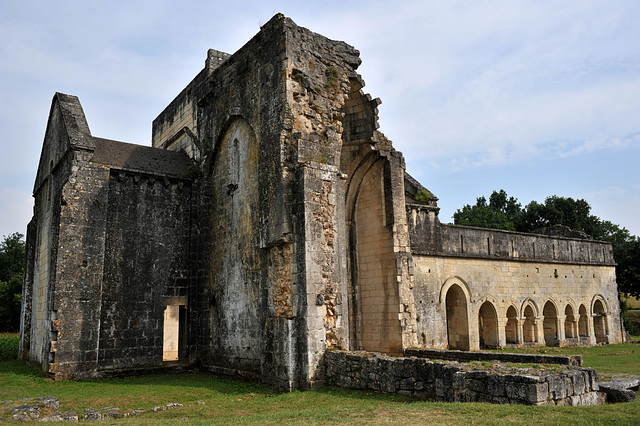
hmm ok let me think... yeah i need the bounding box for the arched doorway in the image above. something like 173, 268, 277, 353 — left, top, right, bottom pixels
564, 305, 577, 340
523, 304, 536, 344
505, 306, 518, 344
578, 304, 588, 339
478, 301, 499, 348
593, 299, 608, 343
446, 284, 469, 350
349, 158, 402, 353
543, 301, 558, 346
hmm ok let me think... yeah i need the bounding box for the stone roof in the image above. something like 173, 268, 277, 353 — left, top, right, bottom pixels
92, 137, 192, 178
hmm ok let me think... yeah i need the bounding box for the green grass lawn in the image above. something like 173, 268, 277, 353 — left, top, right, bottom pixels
0, 341, 638, 425
490, 339, 640, 379
622, 295, 640, 310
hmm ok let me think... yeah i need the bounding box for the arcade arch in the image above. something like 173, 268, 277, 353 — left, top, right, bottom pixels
478, 301, 499, 349
543, 301, 559, 346
444, 284, 470, 350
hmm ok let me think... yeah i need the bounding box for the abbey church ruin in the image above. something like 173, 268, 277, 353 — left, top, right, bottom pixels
20, 14, 624, 391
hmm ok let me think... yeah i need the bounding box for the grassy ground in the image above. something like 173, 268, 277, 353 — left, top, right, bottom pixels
622, 295, 640, 310
0, 340, 639, 424
490, 339, 640, 379
0, 333, 19, 361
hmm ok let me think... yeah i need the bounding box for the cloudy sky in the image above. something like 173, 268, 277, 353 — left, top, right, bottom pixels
1, 0, 639, 239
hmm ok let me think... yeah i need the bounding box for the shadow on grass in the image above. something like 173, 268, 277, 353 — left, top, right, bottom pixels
0, 360, 47, 378
0, 359, 422, 407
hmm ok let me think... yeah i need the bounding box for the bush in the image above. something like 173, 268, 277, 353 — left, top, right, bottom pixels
0, 333, 19, 361
415, 188, 432, 203
620, 299, 640, 336
622, 311, 640, 336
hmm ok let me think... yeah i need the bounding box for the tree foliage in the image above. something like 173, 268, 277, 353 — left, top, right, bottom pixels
0, 232, 25, 332
453, 190, 521, 231
453, 190, 640, 297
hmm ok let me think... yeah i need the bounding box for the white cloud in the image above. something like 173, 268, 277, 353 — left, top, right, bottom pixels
1, 0, 639, 235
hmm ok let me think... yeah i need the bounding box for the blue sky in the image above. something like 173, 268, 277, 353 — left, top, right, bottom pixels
1, 0, 639, 239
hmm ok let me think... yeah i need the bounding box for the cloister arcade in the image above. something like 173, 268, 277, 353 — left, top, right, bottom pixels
442, 283, 613, 349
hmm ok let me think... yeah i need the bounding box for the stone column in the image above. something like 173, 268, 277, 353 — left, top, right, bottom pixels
557, 314, 566, 345
586, 314, 596, 345
516, 319, 524, 345
497, 318, 507, 348
535, 317, 545, 345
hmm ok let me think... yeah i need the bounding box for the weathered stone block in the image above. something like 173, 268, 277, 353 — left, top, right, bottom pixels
526, 382, 549, 404
547, 375, 567, 399
599, 383, 638, 403
487, 375, 506, 397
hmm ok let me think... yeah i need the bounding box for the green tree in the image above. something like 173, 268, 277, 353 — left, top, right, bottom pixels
453, 191, 640, 297
0, 232, 25, 332
519, 196, 601, 235
452, 190, 522, 231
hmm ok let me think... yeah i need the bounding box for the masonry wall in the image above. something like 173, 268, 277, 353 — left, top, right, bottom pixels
406, 204, 623, 350
325, 351, 602, 406
51, 154, 111, 379
439, 224, 614, 264
151, 15, 304, 390
98, 171, 191, 371
152, 49, 230, 161
283, 19, 362, 383
411, 255, 623, 349
21, 94, 96, 376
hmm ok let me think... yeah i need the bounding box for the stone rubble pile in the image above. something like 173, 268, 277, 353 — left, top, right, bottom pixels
598, 378, 639, 403
1, 396, 187, 422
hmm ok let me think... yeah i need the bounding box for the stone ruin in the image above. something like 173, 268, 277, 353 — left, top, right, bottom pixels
20, 14, 626, 403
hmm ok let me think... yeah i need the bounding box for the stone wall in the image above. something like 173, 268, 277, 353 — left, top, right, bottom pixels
406, 204, 623, 350
152, 49, 230, 161
404, 348, 582, 366
412, 255, 623, 350
408, 206, 614, 265
98, 171, 191, 371
325, 351, 601, 405
20, 94, 94, 373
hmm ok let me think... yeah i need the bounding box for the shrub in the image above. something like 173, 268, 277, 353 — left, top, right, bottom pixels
415, 188, 432, 203
0, 333, 19, 361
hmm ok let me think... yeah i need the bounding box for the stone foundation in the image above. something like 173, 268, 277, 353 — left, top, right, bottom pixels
325, 351, 602, 405
405, 348, 582, 366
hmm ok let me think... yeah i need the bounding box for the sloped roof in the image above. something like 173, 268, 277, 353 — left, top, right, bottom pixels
92, 137, 192, 178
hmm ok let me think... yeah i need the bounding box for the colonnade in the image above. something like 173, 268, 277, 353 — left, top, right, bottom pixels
444, 283, 612, 350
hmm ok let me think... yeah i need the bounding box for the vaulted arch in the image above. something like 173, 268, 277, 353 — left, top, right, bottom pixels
564, 303, 577, 339
478, 301, 499, 348
505, 305, 519, 344
591, 295, 609, 344
345, 153, 402, 353
521, 300, 538, 344
543, 301, 559, 346
441, 279, 470, 350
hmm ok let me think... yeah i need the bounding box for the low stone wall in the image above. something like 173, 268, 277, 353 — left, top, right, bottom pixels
405, 348, 582, 366
325, 351, 601, 405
